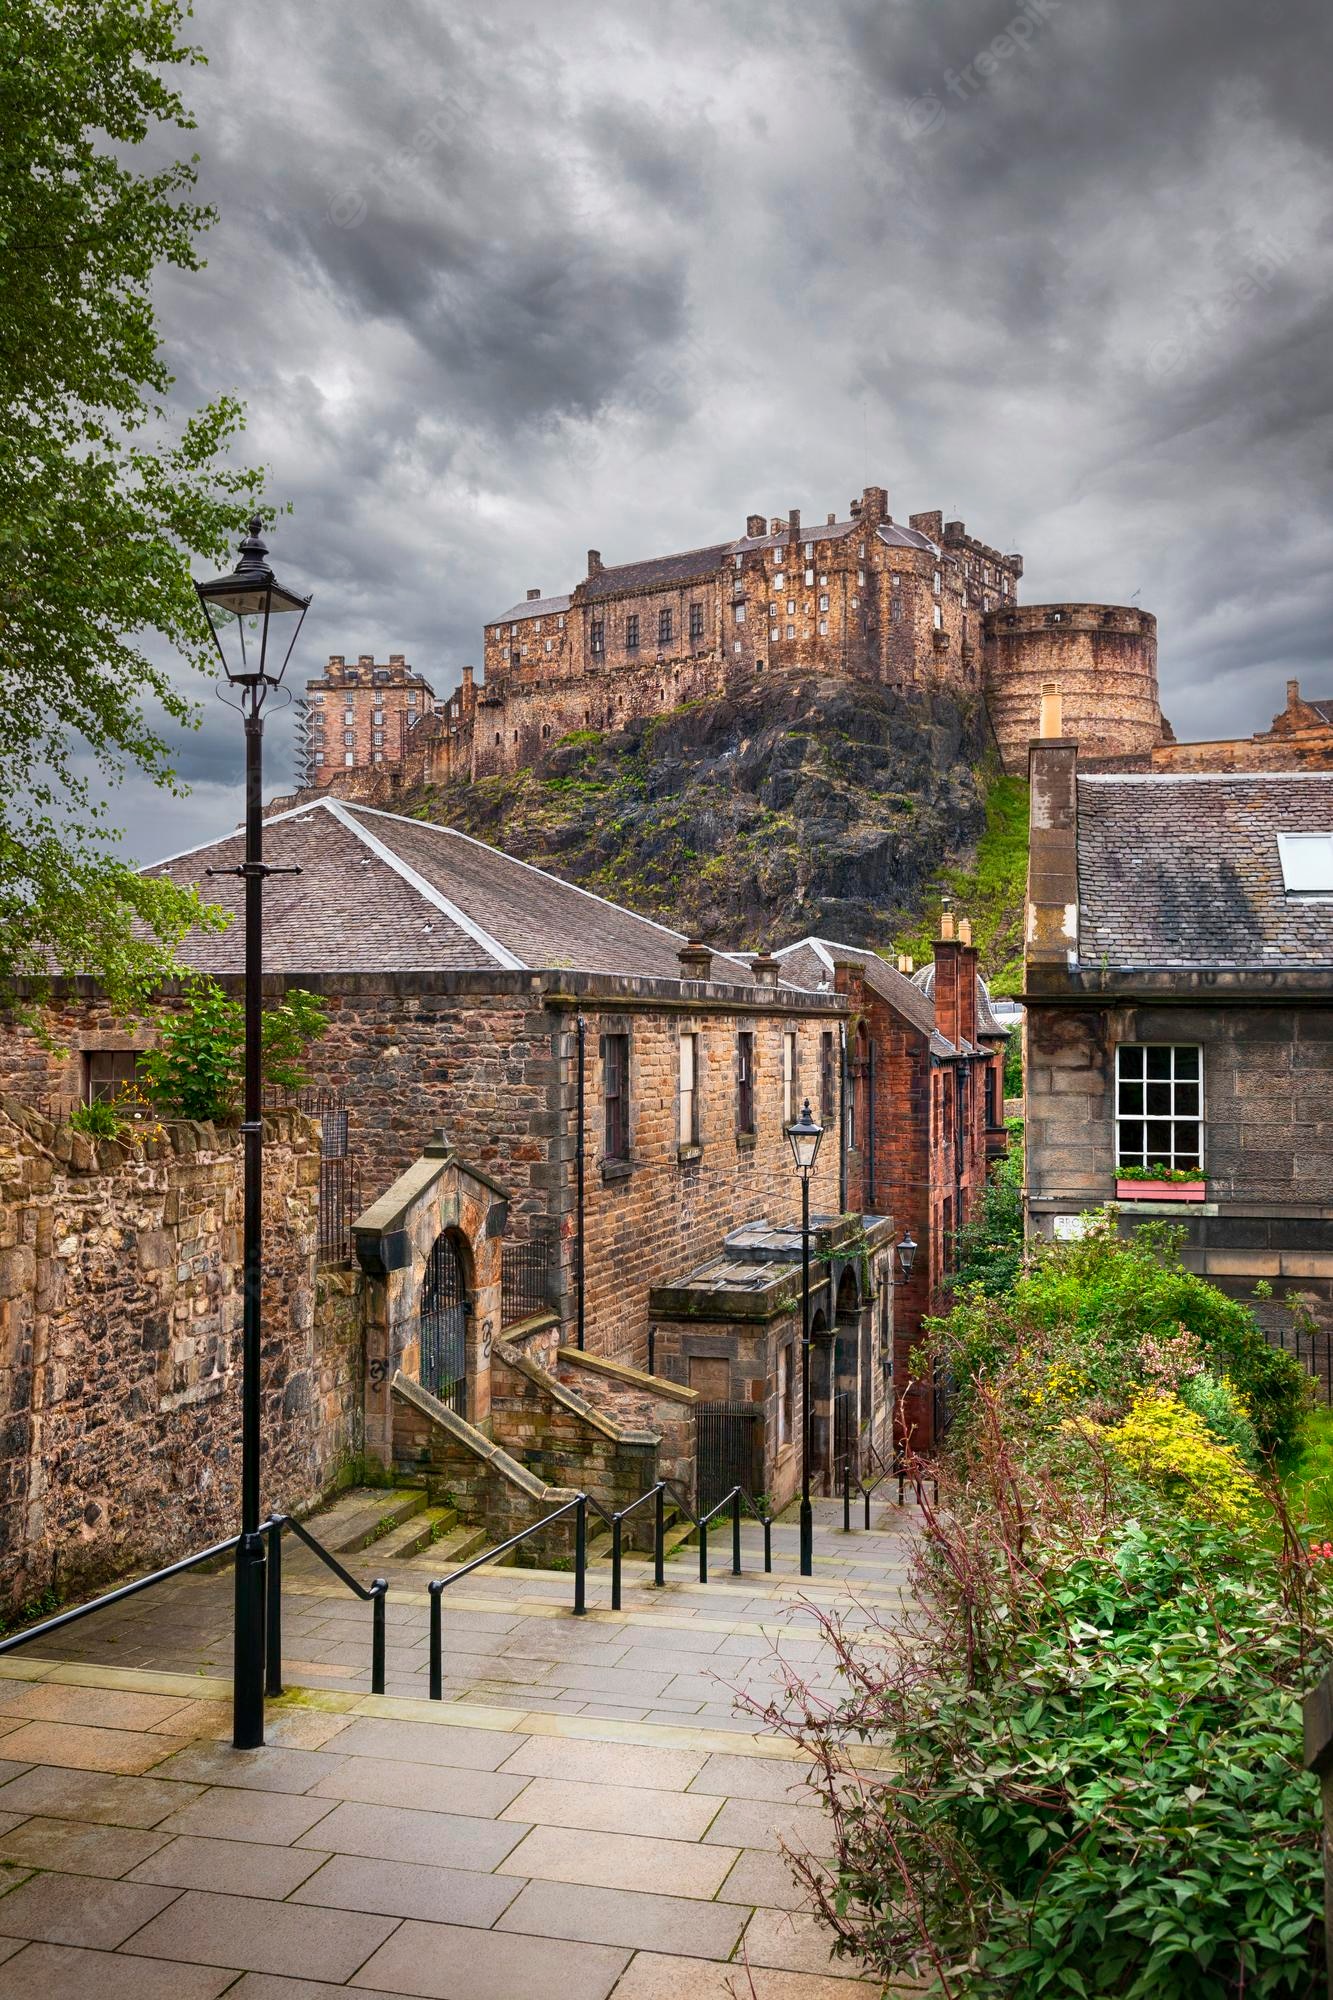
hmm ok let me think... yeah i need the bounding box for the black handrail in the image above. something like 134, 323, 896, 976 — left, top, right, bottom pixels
659, 1474, 773, 1585
267, 1513, 388, 1696
427, 1493, 591, 1699
0, 1529, 249, 1658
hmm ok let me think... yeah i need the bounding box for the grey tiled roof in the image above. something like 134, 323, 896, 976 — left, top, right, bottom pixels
148, 799, 759, 984
1076, 773, 1333, 969
910, 960, 1011, 1038
877, 522, 939, 553
773, 936, 948, 1047
492, 593, 573, 626
585, 543, 733, 600
1307, 694, 1333, 724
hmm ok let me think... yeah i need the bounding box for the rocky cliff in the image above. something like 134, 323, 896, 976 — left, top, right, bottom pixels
401, 671, 999, 954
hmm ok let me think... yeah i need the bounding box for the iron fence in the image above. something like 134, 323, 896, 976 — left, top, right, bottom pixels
1261, 1315, 1333, 1408
501, 1223, 555, 1327
264, 1086, 349, 1157
318, 1153, 360, 1265
832, 1387, 857, 1484
696, 1401, 763, 1514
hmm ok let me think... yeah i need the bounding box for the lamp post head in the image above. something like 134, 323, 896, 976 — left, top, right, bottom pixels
195, 514, 311, 690
787, 1098, 824, 1178
897, 1229, 918, 1279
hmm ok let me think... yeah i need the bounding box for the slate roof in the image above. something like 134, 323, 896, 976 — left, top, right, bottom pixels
877, 522, 940, 553
492, 593, 573, 626
146, 799, 759, 984
1305, 693, 1333, 725
584, 543, 734, 601
909, 960, 1012, 1038
773, 936, 956, 1052
1076, 773, 1333, 969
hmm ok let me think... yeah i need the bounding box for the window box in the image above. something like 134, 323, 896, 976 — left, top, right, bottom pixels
1114, 1176, 1206, 1203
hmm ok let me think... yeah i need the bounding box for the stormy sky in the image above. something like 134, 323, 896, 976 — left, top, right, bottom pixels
119, 0, 1333, 858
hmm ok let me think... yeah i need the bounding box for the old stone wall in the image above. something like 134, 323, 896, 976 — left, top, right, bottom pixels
984, 605, 1162, 776
0, 1100, 354, 1606
1025, 1001, 1333, 1333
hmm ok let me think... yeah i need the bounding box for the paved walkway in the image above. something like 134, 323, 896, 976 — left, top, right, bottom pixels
0, 1497, 918, 1997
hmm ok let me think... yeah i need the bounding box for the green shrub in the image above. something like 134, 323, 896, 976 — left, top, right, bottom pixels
69, 1097, 122, 1138
1179, 1367, 1260, 1467
137, 979, 327, 1122
948, 1133, 1024, 1297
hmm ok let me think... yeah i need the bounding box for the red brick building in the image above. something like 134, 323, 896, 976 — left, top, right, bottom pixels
774, 926, 1008, 1448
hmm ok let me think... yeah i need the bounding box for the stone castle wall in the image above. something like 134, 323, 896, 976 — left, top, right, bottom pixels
0, 1100, 359, 1606
982, 604, 1163, 775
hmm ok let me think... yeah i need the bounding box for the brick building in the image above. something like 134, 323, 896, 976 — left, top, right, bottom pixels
1024, 730, 1333, 1344
296, 653, 438, 786
0, 799, 900, 1510
772, 928, 1008, 1448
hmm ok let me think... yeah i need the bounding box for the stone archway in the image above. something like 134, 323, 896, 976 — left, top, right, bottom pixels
419, 1228, 470, 1415
352, 1133, 506, 1467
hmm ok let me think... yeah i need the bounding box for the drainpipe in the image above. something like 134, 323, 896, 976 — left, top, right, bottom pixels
576, 1014, 587, 1350
866, 1039, 876, 1213
838, 1022, 848, 1213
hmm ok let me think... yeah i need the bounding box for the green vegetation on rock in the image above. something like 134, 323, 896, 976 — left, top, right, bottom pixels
894, 773, 1029, 992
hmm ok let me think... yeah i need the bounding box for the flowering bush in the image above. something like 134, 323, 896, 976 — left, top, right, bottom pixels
1103, 1390, 1260, 1527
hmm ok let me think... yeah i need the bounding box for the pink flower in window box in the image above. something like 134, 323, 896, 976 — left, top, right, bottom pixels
1115, 1167, 1206, 1203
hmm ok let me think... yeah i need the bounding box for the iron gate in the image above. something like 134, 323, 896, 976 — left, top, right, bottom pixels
696, 1401, 763, 1514
420, 1231, 468, 1417
832, 1387, 856, 1483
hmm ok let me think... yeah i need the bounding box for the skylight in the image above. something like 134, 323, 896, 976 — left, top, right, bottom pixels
1277, 831, 1333, 894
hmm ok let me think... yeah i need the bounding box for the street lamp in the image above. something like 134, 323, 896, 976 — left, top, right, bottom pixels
897, 1230, 918, 1279
787, 1098, 824, 1578
195, 516, 311, 1750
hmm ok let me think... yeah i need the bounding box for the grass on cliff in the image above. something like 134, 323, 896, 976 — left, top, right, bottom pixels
894, 773, 1028, 993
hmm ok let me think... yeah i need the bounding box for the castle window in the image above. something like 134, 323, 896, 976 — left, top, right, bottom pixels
851, 596, 859, 610
819, 573, 827, 586
626, 614, 639, 650
734, 640, 743, 656
545, 639, 553, 654
373, 730, 384, 745
495, 732, 502, 745
373, 710, 384, 725
735, 553, 743, 569
818, 619, 828, 636
804, 542, 813, 558
372, 751, 383, 764
344, 752, 354, 766
520, 646, 528, 659
737, 1032, 755, 1137
511, 650, 520, 665
982, 596, 990, 613
786, 599, 795, 615
857, 569, 865, 586
660, 607, 673, 646
734, 603, 746, 624
534, 619, 541, 632
818, 594, 829, 612
786, 624, 795, 639
892, 572, 900, 586
559, 615, 566, 628
774, 572, 784, 590
543, 724, 551, 738
689, 602, 703, 641
891, 596, 902, 621
934, 570, 942, 593
344, 709, 354, 724
933, 603, 943, 630
858, 543, 866, 557
804, 569, 814, 586
407, 690, 417, 706
591, 619, 605, 654
603, 1033, 630, 1162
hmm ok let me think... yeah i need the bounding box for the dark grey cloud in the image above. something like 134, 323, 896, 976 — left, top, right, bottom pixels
103, 0, 1333, 860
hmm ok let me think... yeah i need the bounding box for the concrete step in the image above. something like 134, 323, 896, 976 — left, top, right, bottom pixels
328, 1487, 429, 1555
370, 1504, 459, 1563
417, 1522, 491, 1569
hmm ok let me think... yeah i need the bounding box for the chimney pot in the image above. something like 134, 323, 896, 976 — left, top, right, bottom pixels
527, 587, 541, 601
958, 918, 973, 946
750, 950, 780, 988
677, 938, 713, 982
850, 498, 862, 518
746, 513, 765, 538
1038, 681, 1064, 739
941, 911, 956, 942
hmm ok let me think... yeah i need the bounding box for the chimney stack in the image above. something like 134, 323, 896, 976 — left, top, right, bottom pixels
957, 922, 979, 1047
527, 587, 542, 601
1287, 678, 1302, 710
750, 950, 780, 987
788, 508, 801, 541
746, 513, 765, 538
587, 549, 603, 575
770, 518, 784, 536
940, 910, 956, 941
827, 512, 837, 526
958, 918, 972, 946
1027, 734, 1080, 968
1038, 681, 1064, 739
933, 925, 962, 1048
677, 939, 713, 982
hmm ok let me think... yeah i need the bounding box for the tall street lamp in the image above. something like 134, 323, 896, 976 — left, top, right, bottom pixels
195, 517, 310, 1749
787, 1098, 824, 1579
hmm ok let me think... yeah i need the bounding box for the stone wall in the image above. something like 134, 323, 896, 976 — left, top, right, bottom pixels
0, 1100, 355, 1606
983, 604, 1162, 776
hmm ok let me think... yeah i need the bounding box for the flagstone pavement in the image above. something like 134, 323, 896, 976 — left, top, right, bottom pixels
0, 1497, 921, 1997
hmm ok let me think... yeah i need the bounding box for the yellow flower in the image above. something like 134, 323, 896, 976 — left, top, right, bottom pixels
1104, 1391, 1260, 1528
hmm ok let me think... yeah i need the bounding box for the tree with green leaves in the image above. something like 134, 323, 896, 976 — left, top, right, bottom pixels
0, 0, 271, 1009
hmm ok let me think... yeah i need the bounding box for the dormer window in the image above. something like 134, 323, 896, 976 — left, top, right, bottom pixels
1277, 832, 1333, 895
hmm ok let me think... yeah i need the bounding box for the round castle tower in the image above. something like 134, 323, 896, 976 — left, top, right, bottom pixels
981, 603, 1162, 774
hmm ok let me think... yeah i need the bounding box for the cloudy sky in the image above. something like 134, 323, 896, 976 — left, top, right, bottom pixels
120, 0, 1333, 858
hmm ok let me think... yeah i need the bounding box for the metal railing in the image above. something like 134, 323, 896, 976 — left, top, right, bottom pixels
318, 1153, 361, 1265
0, 1513, 389, 1700
500, 1232, 553, 1327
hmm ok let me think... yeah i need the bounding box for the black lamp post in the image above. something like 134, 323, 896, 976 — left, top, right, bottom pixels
787, 1099, 824, 1579
194, 517, 310, 1750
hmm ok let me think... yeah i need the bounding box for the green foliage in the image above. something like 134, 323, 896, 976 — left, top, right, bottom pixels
1115, 1164, 1205, 1183
1179, 1368, 1260, 1467
942, 1220, 1307, 1457
948, 1132, 1025, 1297
896, 773, 1029, 990
137, 981, 327, 1121
1280, 1404, 1333, 1540
0, 0, 267, 1009
1002, 1026, 1022, 1100
69, 1097, 122, 1138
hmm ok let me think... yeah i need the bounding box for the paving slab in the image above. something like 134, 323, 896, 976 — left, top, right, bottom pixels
498, 1823, 738, 1899
704, 1796, 837, 1855
495, 1734, 708, 1791
0, 1721, 188, 1776
0, 1765, 204, 1827
499, 1774, 723, 1840
603, 1950, 886, 1998
155, 1787, 340, 1846
0, 1869, 180, 1948
0, 1941, 236, 1999
149, 1742, 351, 1794
125, 1888, 398, 1980
291, 1852, 521, 1926
0, 1814, 170, 1879
294, 1799, 526, 1870
128, 1833, 332, 1898
319, 1716, 517, 1770
349, 1918, 629, 2000
308, 1754, 527, 1817
497, 1876, 747, 1958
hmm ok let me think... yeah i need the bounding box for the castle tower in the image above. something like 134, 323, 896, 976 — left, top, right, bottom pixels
982, 604, 1162, 774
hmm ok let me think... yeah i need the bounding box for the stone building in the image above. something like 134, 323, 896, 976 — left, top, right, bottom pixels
1023, 729, 1333, 1342
296, 653, 438, 786
982, 603, 1165, 775
773, 928, 1008, 1449
1149, 677, 1333, 775
0, 798, 898, 1528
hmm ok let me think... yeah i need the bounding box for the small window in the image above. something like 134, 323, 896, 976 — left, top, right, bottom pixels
373, 710, 384, 725
372, 751, 383, 764
737, 1031, 755, 1136
933, 603, 943, 631
851, 595, 860, 610
372, 730, 384, 745
933, 570, 942, 594
804, 541, 813, 559
590, 619, 604, 654
786, 599, 795, 615
406, 690, 417, 707
494, 732, 502, 746
659, 607, 673, 647
343, 710, 354, 725
84, 1049, 139, 1104
782, 1030, 796, 1125
734, 603, 746, 624
735, 552, 743, 569
820, 1031, 836, 1125
1277, 832, 1333, 894
818, 594, 829, 611
314, 751, 325, 764
1115, 1045, 1202, 1172
603, 1034, 630, 1162
343, 730, 354, 745
778, 1342, 794, 1448
344, 752, 355, 766
856, 569, 865, 587
626, 613, 639, 650
734, 640, 743, 655
891, 596, 902, 622
689, 602, 704, 642
775, 572, 785, 590
785, 624, 795, 639
818, 619, 828, 636
545, 639, 553, 654
679, 1032, 698, 1146
818, 573, 827, 586
892, 572, 900, 586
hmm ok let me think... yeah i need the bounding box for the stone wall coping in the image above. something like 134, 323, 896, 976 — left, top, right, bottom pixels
557, 1347, 700, 1405
495, 1341, 659, 1446
391, 1371, 571, 1504
353, 1149, 510, 1244
1023, 969, 1333, 1004
0, 1096, 314, 1176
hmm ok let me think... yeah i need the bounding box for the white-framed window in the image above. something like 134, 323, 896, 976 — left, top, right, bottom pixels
343, 729, 354, 745
786, 598, 795, 615
804, 568, 814, 586
343, 710, 354, 725
933, 603, 943, 630
679, 1032, 698, 1146
735, 552, 744, 569
857, 568, 865, 586
804, 541, 813, 558
406, 690, 417, 707
372, 751, 383, 764
344, 751, 355, 766
372, 729, 384, 745
892, 572, 900, 586
1277, 832, 1333, 894
314, 751, 325, 764
858, 542, 866, 557
934, 569, 942, 593
770, 628, 779, 643
818, 572, 827, 586
782, 1030, 796, 1124
818, 618, 828, 635
786, 623, 795, 638
1115, 1044, 1203, 1172
545, 638, 553, 654
534, 619, 542, 632
735, 603, 746, 624
733, 640, 743, 655
818, 594, 829, 611
775, 571, 785, 590
311, 692, 324, 705
373, 710, 384, 725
